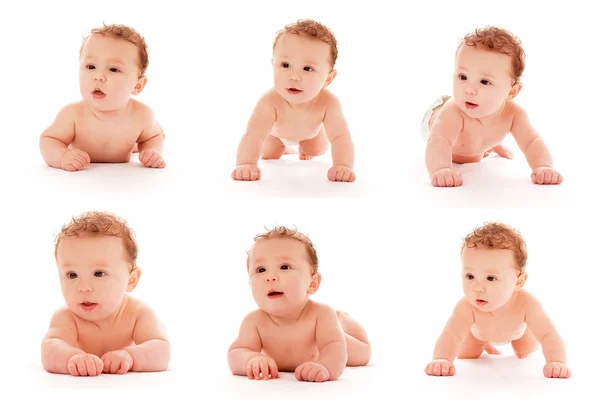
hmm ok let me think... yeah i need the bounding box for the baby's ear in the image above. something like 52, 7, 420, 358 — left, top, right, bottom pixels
324, 70, 337, 87
516, 272, 528, 290
509, 81, 523, 99
132, 76, 148, 95
126, 267, 142, 292
308, 272, 322, 294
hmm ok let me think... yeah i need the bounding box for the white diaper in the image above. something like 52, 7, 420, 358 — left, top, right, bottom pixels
420, 95, 451, 141
278, 137, 299, 147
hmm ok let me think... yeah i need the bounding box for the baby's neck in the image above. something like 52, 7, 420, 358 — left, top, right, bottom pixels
267, 299, 312, 326
487, 291, 519, 317
475, 100, 509, 127
86, 99, 133, 120
81, 295, 130, 330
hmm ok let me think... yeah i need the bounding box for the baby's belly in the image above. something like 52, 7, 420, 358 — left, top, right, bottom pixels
271, 123, 322, 142
451, 130, 507, 160
71, 141, 135, 163
263, 343, 320, 372
471, 323, 526, 343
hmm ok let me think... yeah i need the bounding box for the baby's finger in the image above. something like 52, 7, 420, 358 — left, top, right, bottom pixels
558, 367, 568, 379
260, 361, 270, 379
68, 361, 80, 376
315, 370, 328, 382
537, 171, 546, 185
75, 360, 87, 376
268, 360, 279, 378
246, 363, 253, 379
242, 168, 251, 181
151, 156, 164, 168
252, 362, 261, 380
117, 360, 130, 374
85, 355, 97, 376
72, 158, 84, 171
441, 363, 450, 376
110, 360, 121, 374
103, 358, 112, 373
456, 173, 463, 187
250, 168, 260, 181
295, 364, 304, 381
144, 152, 159, 167
307, 367, 320, 382
432, 362, 441, 376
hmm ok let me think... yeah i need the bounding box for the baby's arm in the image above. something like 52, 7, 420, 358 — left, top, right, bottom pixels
116, 307, 170, 372
41, 309, 103, 376
425, 102, 464, 187
510, 105, 562, 185
524, 292, 571, 378
296, 305, 347, 382
137, 107, 166, 168
232, 92, 277, 181
39, 104, 91, 171
228, 313, 278, 379
323, 94, 355, 182
425, 297, 474, 376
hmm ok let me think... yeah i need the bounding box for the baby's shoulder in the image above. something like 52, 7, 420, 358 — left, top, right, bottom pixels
515, 289, 539, 306
129, 99, 155, 121
49, 306, 77, 326
308, 300, 336, 317
243, 309, 270, 325
56, 101, 86, 119
318, 89, 341, 109
439, 98, 464, 119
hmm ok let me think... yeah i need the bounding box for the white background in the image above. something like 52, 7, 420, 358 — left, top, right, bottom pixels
1, 0, 598, 398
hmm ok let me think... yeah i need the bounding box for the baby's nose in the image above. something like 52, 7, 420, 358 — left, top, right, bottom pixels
288, 71, 300, 81
465, 85, 476, 95
93, 74, 106, 82
78, 283, 92, 292
266, 275, 279, 282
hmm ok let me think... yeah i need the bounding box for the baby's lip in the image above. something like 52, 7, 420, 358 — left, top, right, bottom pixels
476, 298, 488, 304
267, 290, 284, 297
81, 301, 97, 306
92, 88, 105, 94
286, 88, 303, 92
465, 101, 478, 108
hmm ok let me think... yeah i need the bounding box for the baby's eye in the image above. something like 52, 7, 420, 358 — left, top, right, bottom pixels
466, 274, 474, 280
303, 66, 314, 72
257, 267, 266, 273
281, 62, 290, 68
480, 79, 491, 85
280, 264, 290, 270
86, 64, 95, 70
94, 271, 106, 278
487, 276, 497, 281
67, 272, 78, 279
109, 67, 120, 73
458, 74, 467, 81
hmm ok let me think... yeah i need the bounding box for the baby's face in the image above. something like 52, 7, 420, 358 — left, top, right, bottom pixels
461, 246, 522, 312
79, 35, 144, 111
453, 44, 517, 118
248, 237, 317, 316
56, 235, 137, 321
272, 33, 334, 105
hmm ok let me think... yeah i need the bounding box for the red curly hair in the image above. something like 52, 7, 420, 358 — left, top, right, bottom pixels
273, 19, 338, 68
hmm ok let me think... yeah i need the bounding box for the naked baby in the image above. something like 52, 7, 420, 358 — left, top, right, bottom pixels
228, 227, 370, 382
423, 27, 562, 187
425, 222, 570, 378
231, 19, 356, 182
40, 24, 166, 171
41, 212, 170, 376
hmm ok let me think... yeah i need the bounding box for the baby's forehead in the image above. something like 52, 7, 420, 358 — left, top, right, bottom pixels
456, 45, 512, 73
249, 237, 307, 260
274, 33, 331, 61
81, 35, 140, 63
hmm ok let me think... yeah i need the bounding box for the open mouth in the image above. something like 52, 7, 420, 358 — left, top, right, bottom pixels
286, 88, 303, 95
81, 301, 98, 311
92, 89, 106, 99
465, 101, 478, 109
476, 299, 488, 306
268, 291, 284, 299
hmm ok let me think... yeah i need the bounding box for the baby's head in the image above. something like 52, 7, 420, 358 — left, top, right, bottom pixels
453, 26, 525, 118
461, 222, 528, 312
79, 24, 149, 111
246, 227, 320, 317
272, 19, 338, 105
54, 211, 141, 321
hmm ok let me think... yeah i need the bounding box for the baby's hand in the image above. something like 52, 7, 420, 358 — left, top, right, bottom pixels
246, 355, 279, 380
60, 149, 91, 172
424, 359, 455, 376
67, 352, 103, 376
139, 149, 166, 168
232, 164, 261, 181
531, 167, 562, 185
431, 168, 463, 187
543, 362, 571, 379
101, 350, 134, 374
327, 165, 356, 182
295, 361, 330, 382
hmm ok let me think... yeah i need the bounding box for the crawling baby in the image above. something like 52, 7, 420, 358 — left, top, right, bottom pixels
425, 222, 570, 378
41, 211, 170, 376
40, 24, 166, 171
423, 27, 562, 187
232, 19, 356, 182
228, 227, 370, 382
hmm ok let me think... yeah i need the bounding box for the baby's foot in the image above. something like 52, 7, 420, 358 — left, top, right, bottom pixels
515, 351, 531, 359
299, 150, 314, 160
484, 144, 513, 159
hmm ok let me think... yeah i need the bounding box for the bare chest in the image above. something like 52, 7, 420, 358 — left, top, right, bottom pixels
453, 118, 513, 157
471, 310, 526, 343
72, 116, 142, 162
75, 320, 136, 357
273, 106, 325, 141
259, 321, 319, 372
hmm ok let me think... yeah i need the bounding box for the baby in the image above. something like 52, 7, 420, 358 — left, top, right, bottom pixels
231, 19, 356, 182
41, 211, 170, 376
423, 27, 562, 187
228, 227, 370, 382
40, 24, 166, 171
425, 222, 570, 378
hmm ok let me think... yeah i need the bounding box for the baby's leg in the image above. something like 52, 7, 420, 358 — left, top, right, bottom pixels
261, 135, 286, 160
457, 331, 487, 359
298, 127, 328, 160
511, 327, 539, 359
336, 311, 371, 366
